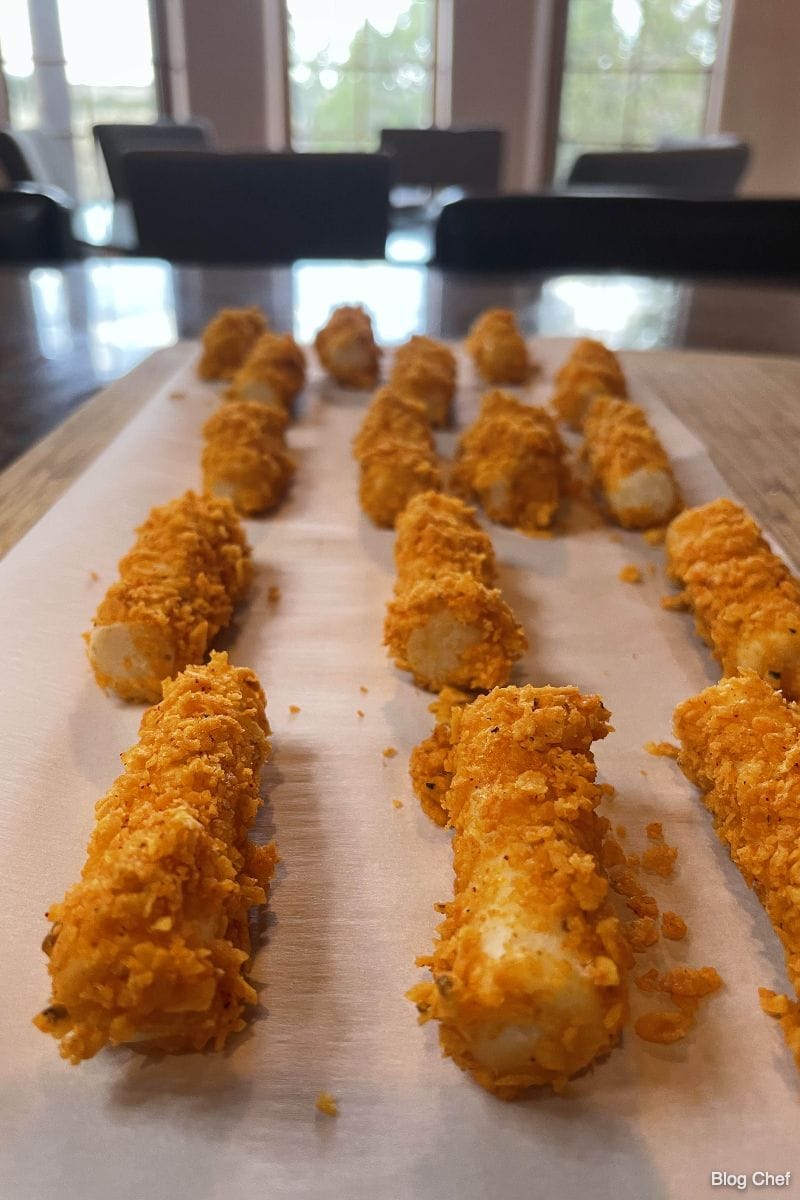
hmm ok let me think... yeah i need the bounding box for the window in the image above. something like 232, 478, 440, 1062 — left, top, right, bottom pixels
0, 0, 157, 200
286, 0, 437, 152
555, 0, 724, 180
57, 0, 158, 200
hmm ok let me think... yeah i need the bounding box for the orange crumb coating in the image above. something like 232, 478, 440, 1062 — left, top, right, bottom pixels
583, 394, 680, 530
225, 331, 306, 413
452, 391, 566, 533
314, 305, 380, 389
384, 493, 526, 691
409, 687, 476, 826
315, 1091, 338, 1116
619, 565, 642, 584
202, 400, 295, 516
552, 339, 627, 430
408, 685, 631, 1098
34, 653, 276, 1064
666, 499, 800, 699
465, 309, 534, 385
86, 491, 252, 703
353, 388, 441, 527
675, 672, 800, 1021
389, 335, 456, 427
197, 307, 268, 380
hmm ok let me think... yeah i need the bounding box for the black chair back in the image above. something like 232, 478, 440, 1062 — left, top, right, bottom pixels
434, 194, 800, 277
0, 184, 80, 262
125, 150, 391, 263
93, 121, 213, 200
379, 128, 503, 193
567, 144, 750, 198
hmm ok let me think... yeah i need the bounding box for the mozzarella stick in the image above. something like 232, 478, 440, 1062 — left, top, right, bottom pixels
389, 335, 456, 427
384, 492, 527, 691
583, 394, 680, 529
315, 304, 380, 389
674, 672, 800, 1059
225, 331, 306, 413
465, 309, 534, 385
197, 306, 268, 380
202, 400, 295, 516
354, 387, 441, 528
666, 498, 800, 698
453, 390, 566, 532
552, 338, 627, 430
34, 653, 276, 1064
408, 685, 630, 1097
86, 491, 252, 703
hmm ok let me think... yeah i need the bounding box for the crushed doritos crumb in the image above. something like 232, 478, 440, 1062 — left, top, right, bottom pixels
661, 911, 688, 940
759, 988, 792, 1017
169, 391, 186, 400
267, 585, 281, 603
89, 570, 100, 582
616, 824, 627, 838
356, 709, 365, 718
644, 741, 680, 758
610, 867, 642, 899
646, 821, 663, 841
289, 705, 301, 714
642, 843, 678, 878
600, 838, 627, 869
382, 747, 398, 758
626, 852, 641, 867
626, 917, 660, 951
661, 593, 689, 611
659, 966, 722, 998
619, 564, 642, 584
643, 526, 666, 546
635, 968, 661, 993
360, 685, 369, 694
627, 893, 659, 920
635, 1010, 689, 1044
315, 1091, 338, 1117
392, 799, 403, 810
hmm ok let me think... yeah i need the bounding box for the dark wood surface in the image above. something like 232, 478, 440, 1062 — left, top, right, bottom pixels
3, 259, 800, 474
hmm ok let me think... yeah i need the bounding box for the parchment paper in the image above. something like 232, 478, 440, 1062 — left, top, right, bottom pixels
1, 341, 797, 1200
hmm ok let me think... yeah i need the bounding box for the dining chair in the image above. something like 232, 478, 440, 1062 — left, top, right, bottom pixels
379, 128, 504, 195
125, 150, 391, 263
93, 120, 214, 201
0, 184, 81, 262
566, 143, 750, 197
434, 193, 800, 277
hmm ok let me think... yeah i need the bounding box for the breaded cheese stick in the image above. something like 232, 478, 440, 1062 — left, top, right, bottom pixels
465, 309, 534, 385
197, 306, 268, 380
86, 491, 252, 703
674, 672, 800, 1060
384, 492, 527, 691
583, 394, 680, 529
354, 387, 441, 527
315, 304, 380, 389
408, 685, 630, 1097
202, 400, 295, 516
225, 331, 306, 413
389, 335, 456, 427
410, 686, 475, 826
452, 390, 566, 532
666, 498, 800, 698
34, 652, 276, 1064
552, 338, 627, 430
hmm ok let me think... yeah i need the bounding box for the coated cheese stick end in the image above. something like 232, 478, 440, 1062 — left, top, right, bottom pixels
607, 465, 679, 530
384, 575, 527, 691
86, 620, 183, 704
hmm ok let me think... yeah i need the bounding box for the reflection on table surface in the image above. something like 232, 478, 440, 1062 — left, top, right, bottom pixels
3, 257, 800, 471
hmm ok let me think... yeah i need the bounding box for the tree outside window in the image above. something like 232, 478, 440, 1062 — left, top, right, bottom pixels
556, 0, 724, 180
286, 0, 436, 152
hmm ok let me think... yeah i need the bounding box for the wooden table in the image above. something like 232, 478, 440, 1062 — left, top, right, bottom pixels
3, 259, 800, 561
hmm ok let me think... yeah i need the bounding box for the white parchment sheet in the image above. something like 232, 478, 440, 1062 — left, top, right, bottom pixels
1, 341, 797, 1200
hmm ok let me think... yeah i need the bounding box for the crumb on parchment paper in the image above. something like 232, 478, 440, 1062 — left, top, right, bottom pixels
644, 741, 680, 758
642, 843, 678, 878
315, 1092, 338, 1117
661, 911, 688, 941
169, 391, 186, 400
267, 585, 281, 603
392, 799, 403, 809
661, 593, 689, 611
646, 821, 663, 840
289, 705, 301, 714
643, 526, 666, 545
360, 685, 369, 693
619, 564, 642, 584
635, 968, 723, 1044
356, 709, 365, 718
382, 746, 398, 758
